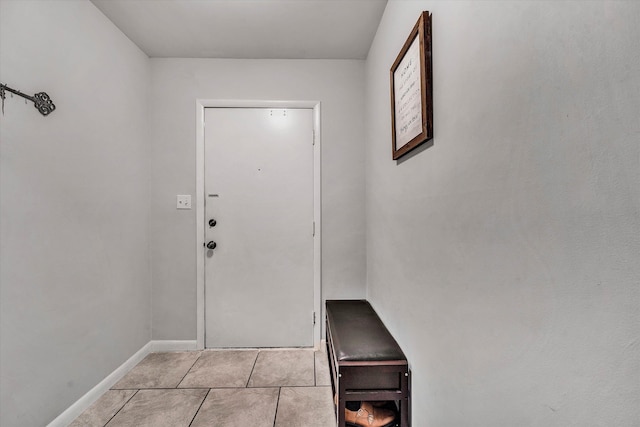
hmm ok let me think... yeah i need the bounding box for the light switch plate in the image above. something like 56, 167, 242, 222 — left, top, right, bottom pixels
176, 195, 192, 209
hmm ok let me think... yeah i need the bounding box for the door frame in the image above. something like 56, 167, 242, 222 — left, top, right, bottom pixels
195, 99, 322, 350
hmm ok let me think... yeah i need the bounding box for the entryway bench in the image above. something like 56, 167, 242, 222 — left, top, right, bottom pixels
326, 300, 410, 427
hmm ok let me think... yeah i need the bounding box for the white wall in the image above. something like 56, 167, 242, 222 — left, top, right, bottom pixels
365, 1, 640, 426
150, 59, 366, 339
0, 1, 151, 426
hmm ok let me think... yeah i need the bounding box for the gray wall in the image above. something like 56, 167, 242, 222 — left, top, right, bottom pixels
365, 1, 640, 426
0, 1, 151, 426
150, 59, 366, 339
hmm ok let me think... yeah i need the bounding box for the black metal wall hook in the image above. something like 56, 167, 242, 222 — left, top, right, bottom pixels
0, 82, 56, 116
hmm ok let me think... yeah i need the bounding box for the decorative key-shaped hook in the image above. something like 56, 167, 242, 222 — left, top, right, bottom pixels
0, 83, 55, 116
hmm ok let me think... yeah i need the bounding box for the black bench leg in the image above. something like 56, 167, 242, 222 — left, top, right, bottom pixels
401, 371, 409, 426
338, 375, 346, 427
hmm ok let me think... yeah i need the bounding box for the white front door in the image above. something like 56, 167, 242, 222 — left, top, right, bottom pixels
204, 107, 314, 348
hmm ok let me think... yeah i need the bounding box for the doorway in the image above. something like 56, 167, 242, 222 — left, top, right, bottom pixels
195, 100, 322, 349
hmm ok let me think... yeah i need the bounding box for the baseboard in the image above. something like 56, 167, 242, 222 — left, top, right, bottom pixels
47, 340, 198, 427
149, 340, 199, 352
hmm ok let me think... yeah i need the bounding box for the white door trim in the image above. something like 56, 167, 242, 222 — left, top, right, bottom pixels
195, 99, 322, 350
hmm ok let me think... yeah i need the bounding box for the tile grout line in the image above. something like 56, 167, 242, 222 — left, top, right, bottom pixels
102, 389, 139, 427
176, 351, 204, 388
245, 350, 260, 388
110, 384, 332, 391
272, 387, 282, 427
188, 388, 211, 427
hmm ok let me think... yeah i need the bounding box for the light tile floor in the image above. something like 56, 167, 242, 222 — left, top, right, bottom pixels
70, 348, 336, 427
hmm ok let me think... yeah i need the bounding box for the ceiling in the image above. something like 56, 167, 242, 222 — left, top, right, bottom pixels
90, 0, 388, 59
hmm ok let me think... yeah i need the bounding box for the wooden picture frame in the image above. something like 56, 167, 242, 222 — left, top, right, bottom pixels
390, 11, 433, 160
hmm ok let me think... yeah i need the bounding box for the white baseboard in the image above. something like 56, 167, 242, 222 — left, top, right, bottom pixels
47, 340, 198, 427
149, 340, 199, 352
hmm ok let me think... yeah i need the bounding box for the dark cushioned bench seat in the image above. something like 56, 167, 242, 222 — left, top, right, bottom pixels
326, 300, 410, 427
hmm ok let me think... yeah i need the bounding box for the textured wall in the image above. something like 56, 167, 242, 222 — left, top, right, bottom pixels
149, 59, 366, 339
365, 1, 640, 426
0, 1, 151, 425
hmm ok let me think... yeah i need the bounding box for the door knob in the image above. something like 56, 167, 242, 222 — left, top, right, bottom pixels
206, 241, 217, 250
209, 219, 217, 227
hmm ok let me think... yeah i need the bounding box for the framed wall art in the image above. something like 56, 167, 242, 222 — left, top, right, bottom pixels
390, 11, 433, 160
